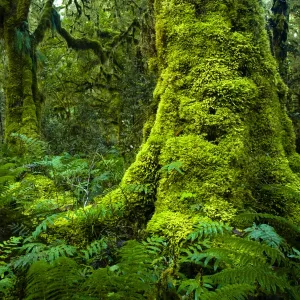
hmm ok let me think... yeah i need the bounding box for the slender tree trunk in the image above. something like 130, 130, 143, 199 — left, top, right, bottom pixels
271, 0, 289, 82
99, 0, 300, 237
4, 25, 39, 143
2, 1, 41, 147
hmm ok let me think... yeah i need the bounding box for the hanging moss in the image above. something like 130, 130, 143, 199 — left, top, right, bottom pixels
95, 0, 300, 239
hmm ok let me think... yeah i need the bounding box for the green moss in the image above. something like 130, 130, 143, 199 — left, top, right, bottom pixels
6, 174, 74, 215
4, 22, 40, 146
146, 211, 199, 242
101, 0, 300, 236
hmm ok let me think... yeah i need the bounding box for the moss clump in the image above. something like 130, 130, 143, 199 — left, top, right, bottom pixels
97, 0, 300, 236
5, 174, 74, 215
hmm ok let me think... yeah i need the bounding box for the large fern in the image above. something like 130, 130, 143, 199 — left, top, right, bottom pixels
25, 257, 83, 300
80, 240, 159, 298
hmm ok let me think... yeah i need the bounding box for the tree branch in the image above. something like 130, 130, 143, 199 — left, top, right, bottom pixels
56, 26, 107, 64
17, 0, 32, 24
33, 0, 55, 45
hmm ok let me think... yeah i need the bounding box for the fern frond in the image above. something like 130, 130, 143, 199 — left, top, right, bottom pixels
13, 243, 77, 269
245, 223, 283, 248
178, 275, 213, 299
25, 257, 82, 300
0, 236, 22, 262
210, 265, 289, 294
10, 133, 47, 160
223, 237, 284, 265
187, 221, 232, 241
143, 235, 167, 255
201, 284, 255, 300
80, 239, 107, 261
9, 223, 31, 237
30, 214, 59, 239
235, 213, 300, 235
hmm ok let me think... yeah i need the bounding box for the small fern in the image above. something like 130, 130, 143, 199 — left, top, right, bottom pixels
30, 214, 59, 239
80, 239, 107, 261
178, 275, 213, 299
245, 223, 283, 248
187, 221, 232, 241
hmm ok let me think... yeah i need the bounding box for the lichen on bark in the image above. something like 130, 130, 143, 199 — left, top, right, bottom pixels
96, 0, 300, 238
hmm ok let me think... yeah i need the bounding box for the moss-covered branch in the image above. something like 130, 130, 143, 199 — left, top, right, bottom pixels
33, 0, 54, 45
57, 27, 107, 64
33, 0, 106, 63
16, 0, 31, 25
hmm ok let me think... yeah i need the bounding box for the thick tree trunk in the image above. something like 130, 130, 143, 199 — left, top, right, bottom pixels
98, 0, 300, 237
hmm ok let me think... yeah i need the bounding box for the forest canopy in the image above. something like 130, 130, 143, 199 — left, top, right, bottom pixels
1, 0, 300, 299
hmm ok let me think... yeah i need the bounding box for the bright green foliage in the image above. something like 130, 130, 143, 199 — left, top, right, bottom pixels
244, 223, 283, 248
1, 216, 299, 299
0, 236, 22, 263
13, 242, 77, 269
187, 220, 232, 241
80, 239, 107, 261
200, 284, 255, 300
160, 161, 184, 175
0, 265, 16, 297
81, 241, 158, 299
25, 257, 83, 300
178, 276, 214, 299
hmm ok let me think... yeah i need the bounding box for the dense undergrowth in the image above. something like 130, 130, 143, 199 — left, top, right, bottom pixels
0, 135, 300, 299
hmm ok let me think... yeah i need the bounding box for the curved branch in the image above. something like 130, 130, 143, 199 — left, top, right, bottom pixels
33, 0, 55, 45
56, 27, 107, 64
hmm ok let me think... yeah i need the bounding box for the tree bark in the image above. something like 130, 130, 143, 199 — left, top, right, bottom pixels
3, 1, 40, 145
98, 0, 300, 237
271, 0, 289, 82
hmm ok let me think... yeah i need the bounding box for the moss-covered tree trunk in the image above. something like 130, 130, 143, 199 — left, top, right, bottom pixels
99, 0, 300, 237
270, 0, 289, 82
4, 23, 40, 142
0, 0, 43, 146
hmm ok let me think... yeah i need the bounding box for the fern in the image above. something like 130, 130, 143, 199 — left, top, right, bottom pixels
80, 240, 158, 298
25, 257, 82, 300
13, 242, 77, 269
30, 214, 59, 239
201, 284, 255, 300
9, 223, 31, 237
160, 161, 184, 175
0, 236, 22, 262
223, 237, 284, 265
178, 275, 213, 299
187, 221, 232, 241
125, 183, 154, 194
142, 235, 167, 255
289, 247, 300, 260
244, 223, 283, 248
80, 239, 107, 261
235, 213, 300, 237
210, 265, 290, 294
0, 265, 16, 297
10, 133, 47, 160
